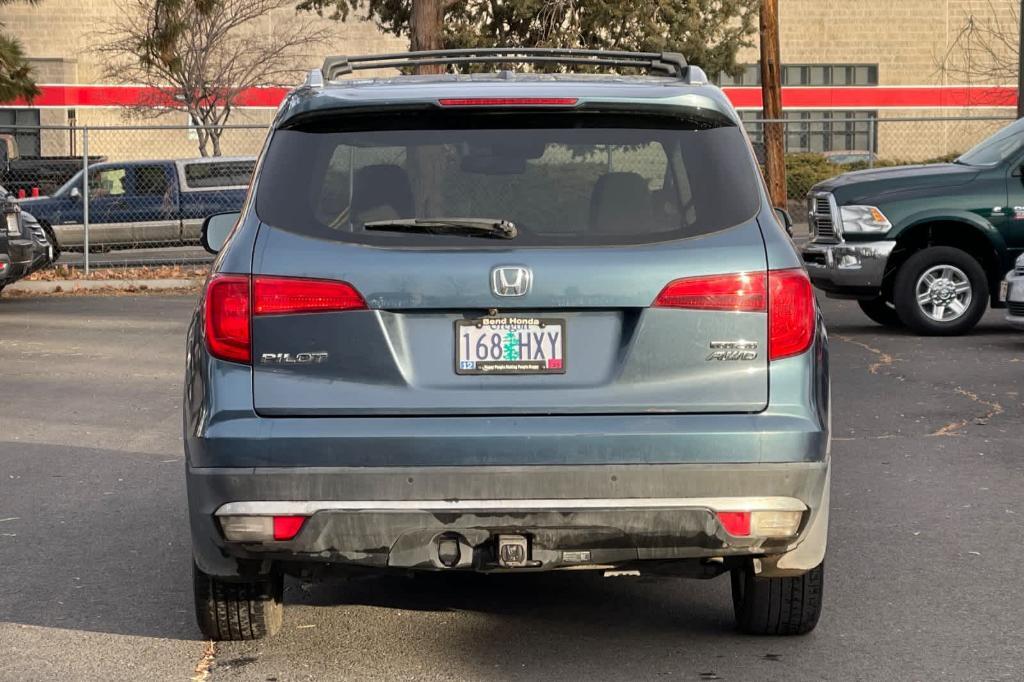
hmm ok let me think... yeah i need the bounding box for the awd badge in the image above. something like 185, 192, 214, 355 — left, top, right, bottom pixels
706, 341, 758, 362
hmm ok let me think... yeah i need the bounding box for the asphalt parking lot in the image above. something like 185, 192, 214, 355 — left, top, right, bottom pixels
1, 293, 1022, 681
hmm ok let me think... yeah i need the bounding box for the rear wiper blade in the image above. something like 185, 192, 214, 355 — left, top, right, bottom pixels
364, 218, 518, 240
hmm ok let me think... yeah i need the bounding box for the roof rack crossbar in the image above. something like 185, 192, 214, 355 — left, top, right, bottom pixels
321, 48, 690, 83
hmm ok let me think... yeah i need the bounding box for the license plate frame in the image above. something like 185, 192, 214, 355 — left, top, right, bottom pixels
455, 316, 566, 375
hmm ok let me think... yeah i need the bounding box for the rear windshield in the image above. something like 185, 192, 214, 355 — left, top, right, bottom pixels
256, 112, 759, 247
184, 160, 255, 189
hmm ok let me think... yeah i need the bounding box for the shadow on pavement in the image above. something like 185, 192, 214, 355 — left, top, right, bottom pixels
0, 442, 199, 641
290, 569, 734, 635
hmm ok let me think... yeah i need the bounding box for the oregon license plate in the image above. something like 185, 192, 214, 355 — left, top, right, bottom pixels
455, 316, 566, 375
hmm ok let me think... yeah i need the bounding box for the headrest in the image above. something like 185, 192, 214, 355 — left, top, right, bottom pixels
589, 172, 652, 233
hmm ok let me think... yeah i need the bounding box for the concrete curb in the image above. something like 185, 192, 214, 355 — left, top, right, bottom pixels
7, 278, 202, 294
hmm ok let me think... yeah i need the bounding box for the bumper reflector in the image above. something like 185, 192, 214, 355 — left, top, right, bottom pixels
716, 511, 751, 536
219, 515, 308, 541
272, 515, 307, 541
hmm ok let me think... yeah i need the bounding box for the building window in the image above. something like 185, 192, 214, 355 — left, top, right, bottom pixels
741, 110, 878, 153
0, 109, 41, 156
717, 64, 878, 87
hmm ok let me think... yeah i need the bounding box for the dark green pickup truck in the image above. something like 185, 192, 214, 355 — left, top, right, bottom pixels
800, 118, 1024, 335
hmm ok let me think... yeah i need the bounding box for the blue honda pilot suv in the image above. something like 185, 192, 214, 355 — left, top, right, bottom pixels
185, 48, 830, 640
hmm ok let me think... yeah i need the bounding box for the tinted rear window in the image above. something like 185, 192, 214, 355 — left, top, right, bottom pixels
184, 160, 255, 189
256, 112, 759, 247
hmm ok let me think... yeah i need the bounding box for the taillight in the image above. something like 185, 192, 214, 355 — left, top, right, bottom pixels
203, 274, 366, 364
204, 274, 251, 364
653, 272, 767, 312
652, 268, 815, 361
253, 276, 366, 315
768, 268, 815, 361
438, 97, 578, 107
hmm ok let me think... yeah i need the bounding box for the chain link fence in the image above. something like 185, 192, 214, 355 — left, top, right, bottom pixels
0, 116, 1014, 272
1, 124, 267, 271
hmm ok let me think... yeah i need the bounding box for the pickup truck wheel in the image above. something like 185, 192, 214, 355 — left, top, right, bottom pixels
731, 560, 824, 636
893, 247, 988, 336
193, 562, 283, 641
857, 297, 901, 327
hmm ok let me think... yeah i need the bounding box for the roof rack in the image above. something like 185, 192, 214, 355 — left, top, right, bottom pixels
315, 48, 703, 85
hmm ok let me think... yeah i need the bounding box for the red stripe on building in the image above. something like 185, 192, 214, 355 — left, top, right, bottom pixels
3, 84, 292, 108
723, 86, 1018, 109
1, 84, 1018, 109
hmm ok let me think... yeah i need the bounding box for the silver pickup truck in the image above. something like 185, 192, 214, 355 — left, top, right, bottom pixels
17, 156, 255, 249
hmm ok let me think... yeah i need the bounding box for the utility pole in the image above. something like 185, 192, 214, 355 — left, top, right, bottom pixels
1018, 0, 1024, 118
760, 0, 787, 208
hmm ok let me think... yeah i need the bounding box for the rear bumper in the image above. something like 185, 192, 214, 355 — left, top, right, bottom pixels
188, 461, 829, 579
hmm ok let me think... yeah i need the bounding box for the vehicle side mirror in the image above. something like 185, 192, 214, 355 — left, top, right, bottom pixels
70, 186, 81, 200
774, 207, 794, 237
201, 212, 239, 254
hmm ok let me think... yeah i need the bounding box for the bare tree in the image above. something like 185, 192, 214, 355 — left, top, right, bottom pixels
937, 0, 1019, 87
96, 0, 331, 155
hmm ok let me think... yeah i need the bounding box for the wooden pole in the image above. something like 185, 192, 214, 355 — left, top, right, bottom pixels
1017, 0, 1024, 118
411, 0, 444, 75
760, 0, 787, 208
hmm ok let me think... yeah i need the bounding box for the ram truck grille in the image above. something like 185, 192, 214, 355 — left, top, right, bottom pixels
808, 194, 839, 243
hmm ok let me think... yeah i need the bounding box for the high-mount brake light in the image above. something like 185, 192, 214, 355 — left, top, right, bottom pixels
652, 268, 816, 361
203, 275, 367, 365
653, 272, 767, 312
438, 97, 579, 107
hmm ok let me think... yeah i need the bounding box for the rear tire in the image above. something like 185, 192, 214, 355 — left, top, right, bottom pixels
893, 247, 988, 336
731, 560, 824, 636
193, 562, 283, 641
857, 296, 901, 327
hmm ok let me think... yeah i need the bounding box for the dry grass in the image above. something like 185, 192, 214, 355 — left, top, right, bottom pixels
26, 264, 210, 281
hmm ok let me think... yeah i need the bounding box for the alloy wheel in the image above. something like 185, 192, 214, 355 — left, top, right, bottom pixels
915, 264, 972, 322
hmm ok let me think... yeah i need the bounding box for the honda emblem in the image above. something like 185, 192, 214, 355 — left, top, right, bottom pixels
491, 266, 532, 297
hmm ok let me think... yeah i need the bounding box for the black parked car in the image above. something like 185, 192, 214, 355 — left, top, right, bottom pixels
0, 185, 58, 294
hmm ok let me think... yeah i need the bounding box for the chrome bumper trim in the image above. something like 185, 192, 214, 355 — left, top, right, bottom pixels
215, 496, 808, 516
801, 239, 896, 289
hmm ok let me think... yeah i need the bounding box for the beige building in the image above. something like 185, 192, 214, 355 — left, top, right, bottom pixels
0, 0, 1018, 161
0, 0, 405, 158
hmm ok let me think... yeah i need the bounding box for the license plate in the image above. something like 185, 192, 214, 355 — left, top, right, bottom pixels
1000, 280, 1009, 302
455, 316, 566, 375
